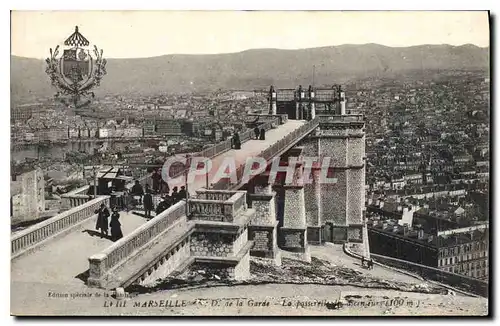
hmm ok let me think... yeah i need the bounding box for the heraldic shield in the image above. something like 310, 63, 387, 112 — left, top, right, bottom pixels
45, 26, 107, 108
61, 48, 93, 84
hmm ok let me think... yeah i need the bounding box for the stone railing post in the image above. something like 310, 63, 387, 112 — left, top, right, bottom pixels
87, 253, 107, 287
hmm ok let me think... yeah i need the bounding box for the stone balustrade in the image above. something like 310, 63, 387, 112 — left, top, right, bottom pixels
60, 185, 93, 209
228, 191, 248, 216
189, 191, 247, 223
195, 189, 236, 201
87, 201, 187, 286
11, 196, 110, 259
317, 114, 364, 123
188, 200, 227, 221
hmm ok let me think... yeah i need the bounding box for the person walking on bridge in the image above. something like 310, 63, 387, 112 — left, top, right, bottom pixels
94, 203, 110, 238
143, 189, 154, 220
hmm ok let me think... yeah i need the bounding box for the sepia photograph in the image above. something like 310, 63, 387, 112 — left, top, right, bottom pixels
9, 9, 490, 317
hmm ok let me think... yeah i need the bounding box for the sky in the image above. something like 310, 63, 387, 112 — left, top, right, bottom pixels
11, 11, 490, 59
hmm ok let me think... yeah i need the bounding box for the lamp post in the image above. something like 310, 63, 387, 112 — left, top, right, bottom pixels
185, 153, 192, 215
205, 158, 210, 189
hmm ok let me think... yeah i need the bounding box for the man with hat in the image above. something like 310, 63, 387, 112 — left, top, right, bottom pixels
94, 203, 110, 238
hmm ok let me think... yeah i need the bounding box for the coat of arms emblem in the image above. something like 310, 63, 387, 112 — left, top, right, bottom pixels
45, 26, 107, 108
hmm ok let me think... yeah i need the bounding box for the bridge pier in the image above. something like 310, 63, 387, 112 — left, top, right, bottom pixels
248, 175, 281, 266
278, 156, 310, 262
305, 168, 322, 244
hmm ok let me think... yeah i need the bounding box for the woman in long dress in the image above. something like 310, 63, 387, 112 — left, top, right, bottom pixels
110, 207, 123, 241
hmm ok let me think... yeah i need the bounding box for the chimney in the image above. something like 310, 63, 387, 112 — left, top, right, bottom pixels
269, 85, 277, 115
308, 85, 316, 120
339, 86, 346, 115
403, 223, 409, 235
417, 229, 424, 239
382, 221, 388, 229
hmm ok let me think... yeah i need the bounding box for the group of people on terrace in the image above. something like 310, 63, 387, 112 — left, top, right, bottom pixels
94, 203, 123, 242
129, 180, 187, 219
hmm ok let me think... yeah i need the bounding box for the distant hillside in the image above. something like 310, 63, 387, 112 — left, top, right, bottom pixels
10, 44, 489, 103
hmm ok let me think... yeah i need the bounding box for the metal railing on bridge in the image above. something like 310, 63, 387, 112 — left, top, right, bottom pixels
130, 115, 286, 189
11, 196, 110, 259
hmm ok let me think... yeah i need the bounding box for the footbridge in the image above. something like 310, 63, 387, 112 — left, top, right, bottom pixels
11, 112, 367, 292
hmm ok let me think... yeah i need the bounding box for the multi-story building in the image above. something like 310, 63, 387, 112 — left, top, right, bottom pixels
155, 119, 182, 135
367, 202, 489, 281
437, 226, 489, 280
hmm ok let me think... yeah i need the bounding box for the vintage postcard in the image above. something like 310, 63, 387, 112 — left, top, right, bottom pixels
10, 10, 490, 316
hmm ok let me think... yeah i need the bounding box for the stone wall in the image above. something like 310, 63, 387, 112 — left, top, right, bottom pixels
233, 228, 248, 256
307, 227, 321, 244
140, 237, 191, 286
348, 137, 365, 166
190, 261, 235, 280
304, 169, 321, 227
251, 196, 276, 225
283, 187, 306, 228
321, 170, 347, 225
190, 232, 235, 257
251, 228, 273, 252
11, 168, 45, 223
347, 226, 363, 243
348, 169, 365, 225
279, 228, 306, 250
321, 137, 347, 166
234, 251, 251, 280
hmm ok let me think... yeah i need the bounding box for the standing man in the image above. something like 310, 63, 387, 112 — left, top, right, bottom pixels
178, 186, 187, 201
131, 180, 144, 205
143, 189, 154, 220
152, 169, 162, 194
253, 126, 260, 140
171, 186, 179, 204
94, 203, 110, 238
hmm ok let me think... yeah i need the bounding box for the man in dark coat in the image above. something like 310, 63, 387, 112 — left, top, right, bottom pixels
143, 189, 154, 219
233, 132, 241, 150
171, 186, 179, 203
131, 180, 144, 205
259, 128, 266, 140
178, 186, 187, 201
95, 203, 110, 238
254, 127, 260, 140
160, 178, 170, 195
152, 169, 162, 194
155, 196, 170, 215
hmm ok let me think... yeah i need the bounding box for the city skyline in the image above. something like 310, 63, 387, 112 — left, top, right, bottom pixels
11, 11, 489, 59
